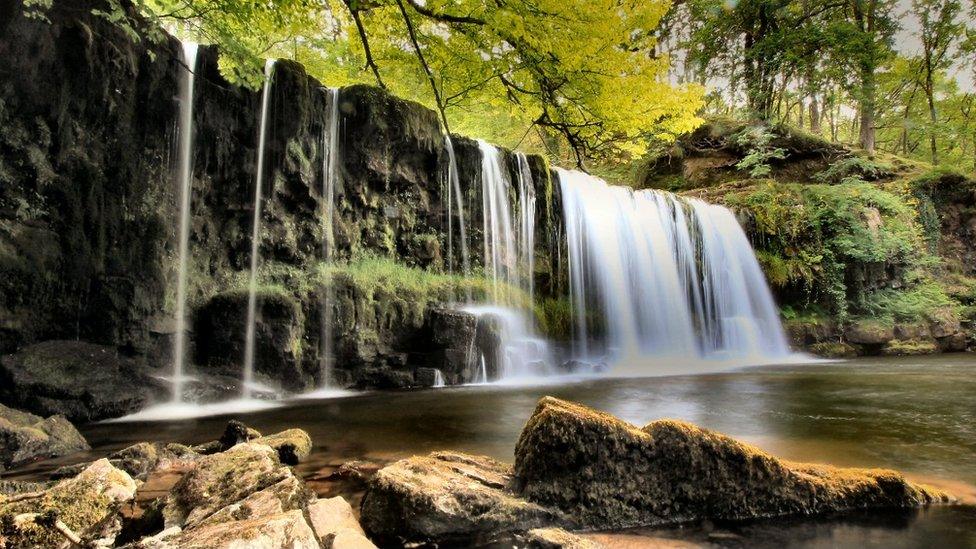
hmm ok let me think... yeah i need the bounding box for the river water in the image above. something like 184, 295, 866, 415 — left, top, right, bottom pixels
11, 354, 976, 547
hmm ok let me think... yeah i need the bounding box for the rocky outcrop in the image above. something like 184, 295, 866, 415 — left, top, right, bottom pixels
361, 397, 951, 545
307, 496, 378, 549
514, 397, 948, 529
360, 451, 568, 546
0, 403, 89, 471
0, 340, 168, 422
0, 0, 564, 403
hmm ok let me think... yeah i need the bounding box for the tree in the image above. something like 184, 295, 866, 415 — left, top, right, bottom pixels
911, 0, 964, 164
132, 0, 704, 167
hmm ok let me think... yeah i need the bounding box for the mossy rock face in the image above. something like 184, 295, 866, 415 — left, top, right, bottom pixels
845, 320, 895, 346
513, 397, 947, 530
808, 342, 860, 358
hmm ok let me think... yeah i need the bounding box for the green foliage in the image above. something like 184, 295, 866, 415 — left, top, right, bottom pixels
126, 0, 704, 164
858, 278, 956, 322
725, 179, 935, 321
814, 156, 895, 184
536, 297, 573, 341
732, 126, 787, 177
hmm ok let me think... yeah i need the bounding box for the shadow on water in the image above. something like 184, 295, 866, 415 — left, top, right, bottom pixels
6, 354, 976, 547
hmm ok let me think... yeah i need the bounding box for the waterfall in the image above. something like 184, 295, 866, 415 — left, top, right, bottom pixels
557, 168, 790, 370
516, 153, 536, 303
432, 369, 445, 388
242, 59, 276, 398
170, 41, 197, 404
318, 87, 340, 388
444, 136, 470, 282
469, 141, 552, 381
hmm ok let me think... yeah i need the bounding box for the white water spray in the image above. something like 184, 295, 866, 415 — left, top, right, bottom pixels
242, 59, 275, 398
432, 369, 445, 388
170, 41, 197, 404
469, 142, 553, 381
557, 168, 790, 370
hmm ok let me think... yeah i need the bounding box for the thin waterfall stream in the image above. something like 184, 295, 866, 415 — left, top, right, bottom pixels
318, 87, 340, 389
242, 59, 276, 398
170, 41, 197, 404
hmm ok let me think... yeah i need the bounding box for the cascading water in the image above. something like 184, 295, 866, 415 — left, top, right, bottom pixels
466, 141, 552, 381
432, 369, 445, 388
318, 87, 340, 388
557, 168, 791, 371
170, 41, 198, 404
242, 59, 276, 398
444, 136, 470, 281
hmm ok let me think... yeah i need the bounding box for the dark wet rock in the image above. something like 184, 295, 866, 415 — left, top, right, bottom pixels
514, 397, 949, 530
414, 367, 442, 387
937, 332, 968, 352
252, 429, 313, 465
426, 308, 478, 382
360, 451, 568, 546
894, 322, 932, 341
194, 290, 307, 393
0, 403, 89, 471
218, 420, 263, 450
0, 459, 137, 548
474, 314, 504, 381
353, 367, 415, 389
0, 340, 168, 422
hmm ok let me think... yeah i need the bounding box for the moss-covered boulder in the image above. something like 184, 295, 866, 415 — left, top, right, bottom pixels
0, 340, 168, 422
0, 403, 89, 471
513, 397, 949, 530
880, 338, 940, 356
163, 443, 312, 530
0, 459, 137, 547
808, 341, 860, 358
360, 451, 568, 546
251, 429, 312, 465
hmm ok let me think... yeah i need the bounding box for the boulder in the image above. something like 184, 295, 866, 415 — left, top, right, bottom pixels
163, 443, 311, 530
845, 320, 895, 346
514, 397, 949, 530
353, 367, 415, 389
937, 332, 969, 352
0, 459, 137, 548
360, 451, 568, 546
307, 496, 376, 549
0, 340, 168, 422
252, 429, 313, 465
0, 403, 89, 471
894, 322, 931, 341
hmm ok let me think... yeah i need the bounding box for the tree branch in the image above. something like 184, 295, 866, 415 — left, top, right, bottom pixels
345, 2, 386, 89
395, 0, 452, 134
404, 0, 485, 25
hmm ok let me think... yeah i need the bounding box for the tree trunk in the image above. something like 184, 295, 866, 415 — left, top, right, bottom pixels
859, 66, 876, 153
809, 95, 821, 134
924, 63, 939, 165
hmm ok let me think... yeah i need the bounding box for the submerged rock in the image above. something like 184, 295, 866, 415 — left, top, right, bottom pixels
0, 403, 89, 471
0, 340, 168, 422
360, 451, 567, 546
0, 459, 137, 548
514, 397, 949, 529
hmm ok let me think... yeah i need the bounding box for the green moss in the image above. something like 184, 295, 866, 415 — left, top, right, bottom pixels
880, 338, 939, 356
536, 297, 573, 341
